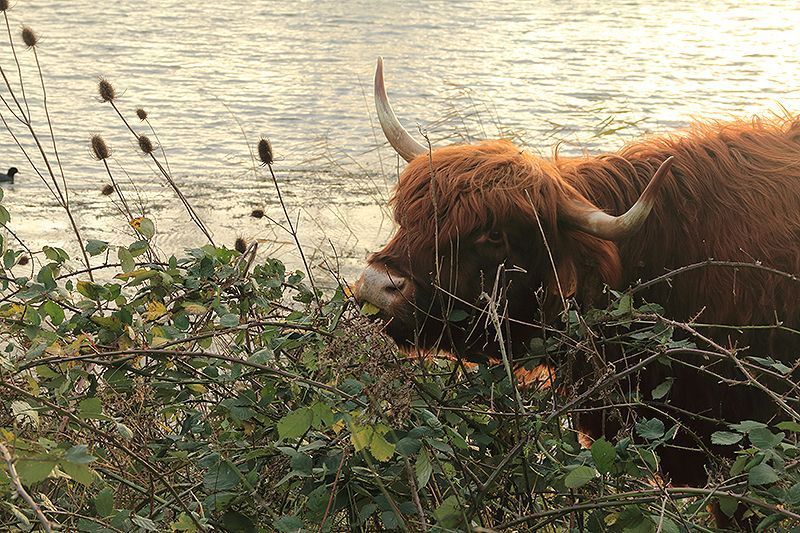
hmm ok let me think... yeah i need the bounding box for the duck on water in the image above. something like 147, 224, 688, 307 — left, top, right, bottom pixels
0, 167, 19, 183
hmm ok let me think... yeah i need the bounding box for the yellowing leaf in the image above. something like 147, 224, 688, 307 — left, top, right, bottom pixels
182, 303, 207, 315
187, 384, 207, 394
360, 302, 380, 316
129, 217, 144, 231
0, 303, 24, 318
144, 300, 167, 321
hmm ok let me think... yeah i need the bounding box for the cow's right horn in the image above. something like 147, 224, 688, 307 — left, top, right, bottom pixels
560, 156, 675, 240
374, 57, 427, 162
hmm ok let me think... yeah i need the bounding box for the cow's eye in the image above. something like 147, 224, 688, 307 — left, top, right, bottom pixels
486, 230, 503, 244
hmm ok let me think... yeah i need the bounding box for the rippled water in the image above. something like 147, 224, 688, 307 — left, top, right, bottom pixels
1, 0, 799, 283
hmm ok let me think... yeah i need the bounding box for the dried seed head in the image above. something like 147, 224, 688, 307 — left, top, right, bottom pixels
138, 134, 154, 154
101, 184, 114, 196
136, 108, 148, 121
21, 27, 38, 48
17, 255, 29, 266
250, 208, 265, 219
90, 135, 111, 160
0, 0, 8, 12
98, 78, 116, 103
234, 237, 247, 254
258, 138, 273, 166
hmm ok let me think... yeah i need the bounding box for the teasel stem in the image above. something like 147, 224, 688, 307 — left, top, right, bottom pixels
139, 112, 172, 177
30, 42, 69, 205
102, 96, 214, 245
259, 140, 320, 308
0, 96, 94, 280
2, 12, 30, 120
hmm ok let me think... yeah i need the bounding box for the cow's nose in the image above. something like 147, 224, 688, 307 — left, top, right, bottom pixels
354, 265, 408, 311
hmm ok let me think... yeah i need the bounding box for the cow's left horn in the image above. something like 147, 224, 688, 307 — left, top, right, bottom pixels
374, 57, 427, 162
560, 156, 675, 240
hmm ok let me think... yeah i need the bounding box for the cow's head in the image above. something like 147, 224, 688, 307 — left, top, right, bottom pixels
355, 59, 673, 359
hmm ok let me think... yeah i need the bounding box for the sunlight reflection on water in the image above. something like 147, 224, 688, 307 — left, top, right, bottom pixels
0, 0, 798, 283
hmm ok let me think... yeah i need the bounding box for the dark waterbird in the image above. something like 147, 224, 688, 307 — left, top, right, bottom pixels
0, 167, 19, 183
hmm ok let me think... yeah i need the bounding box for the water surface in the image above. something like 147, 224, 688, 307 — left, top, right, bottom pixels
1, 0, 798, 282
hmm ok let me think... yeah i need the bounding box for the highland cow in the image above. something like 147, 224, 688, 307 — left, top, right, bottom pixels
355, 58, 800, 489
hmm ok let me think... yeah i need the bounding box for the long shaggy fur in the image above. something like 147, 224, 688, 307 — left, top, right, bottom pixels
367, 112, 800, 487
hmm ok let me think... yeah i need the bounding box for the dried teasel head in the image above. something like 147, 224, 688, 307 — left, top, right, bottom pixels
138, 134, 154, 154
21, 27, 38, 48
234, 237, 247, 254
98, 78, 116, 103
101, 184, 114, 196
136, 108, 148, 121
258, 138, 273, 166
250, 208, 265, 219
0, 0, 8, 12
90, 135, 111, 160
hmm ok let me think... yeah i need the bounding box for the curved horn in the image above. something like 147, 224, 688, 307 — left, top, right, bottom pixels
560, 156, 675, 240
374, 57, 427, 162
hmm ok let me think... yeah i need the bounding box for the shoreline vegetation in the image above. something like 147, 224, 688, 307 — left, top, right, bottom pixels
1, 3, 800, 532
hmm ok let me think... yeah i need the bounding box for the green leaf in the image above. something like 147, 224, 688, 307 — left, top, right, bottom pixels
274, 515, 303, 533
85, 239, 109, 256
591, 438, 616, 473
139, 217, 156, 239
415, 448, 433, 488
369, 432, 396, 462
310, 402, 334, 429
41, 300, 65, 326
78, 397, 106, 420
711, 431, 743, 446
564, 465, 596, 488
749, 463, 779, 486
777, 421, 800, 433
718, 496, 739, 518
203, 460, 240, 492
94, 487, 115, 517
729, 420, 767, 433
64, 445, 96, 464
60, 461, 95, 486
76, 280, 103, 301
15, 457, 58, 484
118, 247, 135, 273
651, 378, 673, 400
219, 313, 240, 327
448, 308, 469, 322
749, 427, 784, 450
635, 418, 665, 441
0, 205, 10, 225
171, 513, 197, 532
433, 495, 463, 529
277, 407, 313, 439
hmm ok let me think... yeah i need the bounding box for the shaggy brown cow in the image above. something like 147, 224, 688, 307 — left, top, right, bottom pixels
355, 59, 800, 489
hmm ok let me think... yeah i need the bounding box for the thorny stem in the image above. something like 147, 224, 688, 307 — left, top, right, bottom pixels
0, 381, 208, 532
0, 442, 54, 533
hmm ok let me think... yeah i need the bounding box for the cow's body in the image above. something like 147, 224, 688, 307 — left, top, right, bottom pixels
355, 59, 800, 488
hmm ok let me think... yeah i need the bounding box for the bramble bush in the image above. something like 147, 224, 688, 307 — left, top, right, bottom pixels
2, 195, 800, 531
1, 3, 800, 532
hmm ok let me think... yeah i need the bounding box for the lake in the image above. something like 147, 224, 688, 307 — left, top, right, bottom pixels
1, 0, 799, 284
